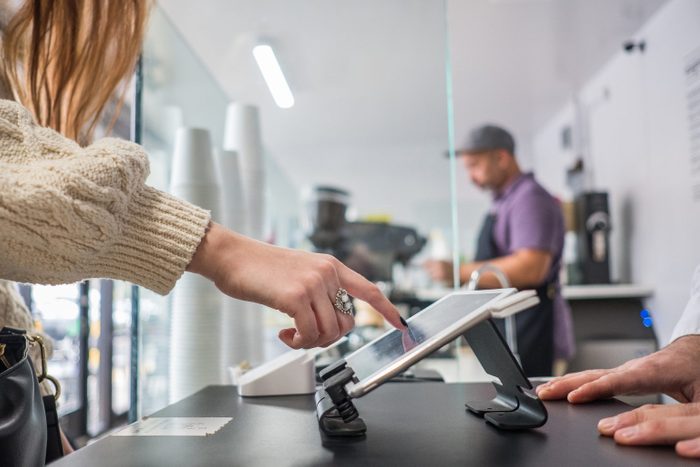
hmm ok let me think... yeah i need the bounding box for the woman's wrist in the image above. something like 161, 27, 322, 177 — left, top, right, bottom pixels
187, 222, 229, 281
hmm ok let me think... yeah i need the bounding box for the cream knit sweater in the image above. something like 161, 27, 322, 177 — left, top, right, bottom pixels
0, 99, 211, 379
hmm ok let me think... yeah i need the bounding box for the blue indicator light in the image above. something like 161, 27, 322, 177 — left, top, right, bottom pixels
640, 309, 650, 318
642, 317, 653, 328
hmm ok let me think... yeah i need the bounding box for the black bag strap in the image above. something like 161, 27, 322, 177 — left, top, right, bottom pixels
43, 394, 64, 463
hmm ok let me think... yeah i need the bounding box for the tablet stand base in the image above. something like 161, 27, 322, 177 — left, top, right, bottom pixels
463, 319, 548, 429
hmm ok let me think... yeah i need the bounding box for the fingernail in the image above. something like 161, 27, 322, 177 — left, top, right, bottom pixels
677, 439, 700, 456
598, 417, 618, 433
400, 317, 408, 327
616, 426, 639, 440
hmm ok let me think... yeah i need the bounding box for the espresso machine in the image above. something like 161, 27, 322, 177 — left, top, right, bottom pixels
304, 186, 426, 283
575, 191, 611, 284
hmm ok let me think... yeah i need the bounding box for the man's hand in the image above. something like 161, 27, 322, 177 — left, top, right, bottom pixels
596, 403, 700, 458
423, 249, 553, 289
188, 223, 405, 349
423, 259, 455, 285
536, 335, 700, 404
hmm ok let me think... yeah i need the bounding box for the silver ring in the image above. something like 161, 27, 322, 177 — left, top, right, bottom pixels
334, 288, 354, 316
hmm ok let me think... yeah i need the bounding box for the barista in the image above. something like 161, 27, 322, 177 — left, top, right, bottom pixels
425, 124, 574, 376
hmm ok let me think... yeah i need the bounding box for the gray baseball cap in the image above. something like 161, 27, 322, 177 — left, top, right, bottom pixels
450, 124, 516, 156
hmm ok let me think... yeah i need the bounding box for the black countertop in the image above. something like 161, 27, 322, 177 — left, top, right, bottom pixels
53, 382, 692, 466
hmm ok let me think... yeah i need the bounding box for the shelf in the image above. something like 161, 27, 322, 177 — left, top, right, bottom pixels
406, 284, 654, 303
562, 284, 653, 300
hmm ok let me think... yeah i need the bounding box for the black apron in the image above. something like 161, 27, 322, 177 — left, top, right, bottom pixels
474, 213, 554, 377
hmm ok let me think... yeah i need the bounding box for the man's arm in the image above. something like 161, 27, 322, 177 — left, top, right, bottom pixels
457, 248, 553, 288
423, 248, 552, 288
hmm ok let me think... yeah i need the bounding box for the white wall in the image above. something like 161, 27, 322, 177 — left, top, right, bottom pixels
532, 0, 700, 344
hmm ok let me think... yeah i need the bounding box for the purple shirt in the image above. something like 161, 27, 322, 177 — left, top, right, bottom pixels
491, 173, 575, 360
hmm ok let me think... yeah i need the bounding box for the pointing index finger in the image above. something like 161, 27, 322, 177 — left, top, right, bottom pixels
336, 263, 405, 329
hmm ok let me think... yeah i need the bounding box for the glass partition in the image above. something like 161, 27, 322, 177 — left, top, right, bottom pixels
138, 6, 230, 417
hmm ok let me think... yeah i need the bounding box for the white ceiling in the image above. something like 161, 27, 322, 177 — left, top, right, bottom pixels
157, 0, 668, 230
447, 0, 667, 157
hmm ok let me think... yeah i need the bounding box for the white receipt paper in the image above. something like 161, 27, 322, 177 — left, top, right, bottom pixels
113, 417, 232, 437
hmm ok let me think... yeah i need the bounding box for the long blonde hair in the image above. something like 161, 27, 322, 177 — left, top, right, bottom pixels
1, 0, 151, 145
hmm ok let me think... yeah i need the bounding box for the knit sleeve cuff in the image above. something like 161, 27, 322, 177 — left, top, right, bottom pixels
92, 186, 211, 294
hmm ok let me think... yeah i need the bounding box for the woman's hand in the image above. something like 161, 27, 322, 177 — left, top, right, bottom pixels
536, 335, 700, 404
188, 223, 405, 349
60, 428, 74, 454
596, 402, 700, 458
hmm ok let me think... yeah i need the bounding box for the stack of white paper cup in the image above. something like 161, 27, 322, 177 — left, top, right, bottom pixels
214, 149, 264, 368
222, 104, 266, 368
223, 102, 265, 241
218, 299, 265, 371
214, 149, 247, 235
169, 127, 225, 402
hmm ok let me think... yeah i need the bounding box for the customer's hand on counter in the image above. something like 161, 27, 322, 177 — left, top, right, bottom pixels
536, 335, 700, 458
596, 401, 700, 458
536, 335, 700, 404
187, 222, 405, 349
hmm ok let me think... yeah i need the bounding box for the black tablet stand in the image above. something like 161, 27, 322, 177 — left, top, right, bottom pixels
462, 319, 548, 429
315, 318, 547, 437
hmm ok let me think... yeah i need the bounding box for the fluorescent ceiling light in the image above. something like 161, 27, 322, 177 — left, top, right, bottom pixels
489, 0, 553, 3
252, 44, 294, 109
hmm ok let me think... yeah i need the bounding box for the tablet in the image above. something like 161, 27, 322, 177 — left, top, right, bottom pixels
344, 288, 516, 398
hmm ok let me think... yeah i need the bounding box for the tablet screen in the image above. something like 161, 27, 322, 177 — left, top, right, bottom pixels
345, 291, 504, 384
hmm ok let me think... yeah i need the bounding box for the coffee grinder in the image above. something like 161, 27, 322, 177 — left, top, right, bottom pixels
575, 191, 611, 284
304, 185, 426, 283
